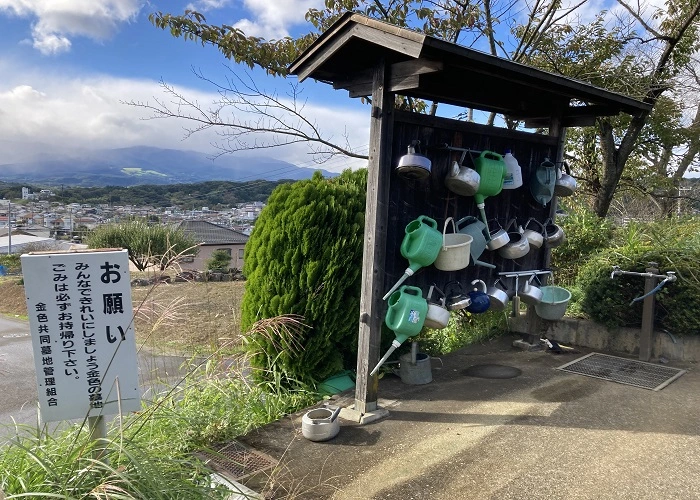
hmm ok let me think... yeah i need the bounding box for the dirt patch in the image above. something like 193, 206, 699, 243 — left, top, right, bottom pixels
0, 278, 28, 318
0, 276, 246, 354
131, 280, 246, 353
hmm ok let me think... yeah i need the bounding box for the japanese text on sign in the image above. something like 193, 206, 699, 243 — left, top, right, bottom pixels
22, 250, 140, 423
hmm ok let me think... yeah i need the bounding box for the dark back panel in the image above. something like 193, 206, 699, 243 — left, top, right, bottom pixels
383, 112, 560, 299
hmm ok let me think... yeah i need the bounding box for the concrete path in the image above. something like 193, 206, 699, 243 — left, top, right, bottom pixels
238, 335, 700, 499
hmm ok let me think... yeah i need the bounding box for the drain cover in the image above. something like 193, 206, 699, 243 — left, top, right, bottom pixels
557, 353, 686, 391
197, 440, 277, 480
462, 364, 522, 379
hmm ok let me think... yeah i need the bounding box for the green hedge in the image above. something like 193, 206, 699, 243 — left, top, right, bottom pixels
240, 170, 367, 384
551, 201, 613, 286
0, 254, 21, 274
575, 218, 700, 335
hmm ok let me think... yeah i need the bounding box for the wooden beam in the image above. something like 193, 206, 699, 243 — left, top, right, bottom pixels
336, 59, 443, 96
355, 58, 394, 415
519, 104, 620, 127
393, 111, 559, 146
348, 74, 420, 98
524, 116, 597, 128
294, 26, 360, 82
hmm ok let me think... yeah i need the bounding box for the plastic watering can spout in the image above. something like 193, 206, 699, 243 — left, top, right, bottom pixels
370, 339, 402, 376
382, 268, 414, 300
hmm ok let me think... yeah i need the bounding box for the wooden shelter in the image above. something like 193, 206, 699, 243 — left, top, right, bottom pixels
289, 12, 651, 418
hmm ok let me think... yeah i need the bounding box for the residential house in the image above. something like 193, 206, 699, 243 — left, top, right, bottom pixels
175, 220, 249, 271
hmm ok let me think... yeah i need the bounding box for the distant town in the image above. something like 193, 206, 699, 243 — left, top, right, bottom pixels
0, 186, 264, 252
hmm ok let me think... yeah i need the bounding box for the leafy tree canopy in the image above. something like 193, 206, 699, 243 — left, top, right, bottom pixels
148, 1, 700, 218
87, 220, 199, 271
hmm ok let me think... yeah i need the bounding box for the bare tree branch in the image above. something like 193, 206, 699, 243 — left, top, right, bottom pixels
123, 69, 369, 163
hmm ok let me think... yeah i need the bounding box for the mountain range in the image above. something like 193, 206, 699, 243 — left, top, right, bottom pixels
0, 145, 339, 186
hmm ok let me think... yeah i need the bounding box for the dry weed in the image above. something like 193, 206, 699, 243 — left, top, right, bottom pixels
0, 278, 27, 317
131, 279, 246, 353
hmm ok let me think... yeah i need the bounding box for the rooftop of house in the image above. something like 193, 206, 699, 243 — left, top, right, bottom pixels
176, 220, 249, 245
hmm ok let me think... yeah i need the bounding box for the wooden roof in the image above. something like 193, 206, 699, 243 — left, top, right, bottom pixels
289, 13, 651, 127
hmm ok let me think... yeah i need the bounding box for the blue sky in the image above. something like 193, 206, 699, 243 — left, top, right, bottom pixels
0, 0, 668, 173
0, 0, 370, 172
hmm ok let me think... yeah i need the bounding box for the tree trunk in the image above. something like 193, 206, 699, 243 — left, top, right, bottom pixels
591, 1, 700, 217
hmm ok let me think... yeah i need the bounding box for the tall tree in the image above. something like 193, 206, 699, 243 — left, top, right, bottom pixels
529, 1, 700, 216
146, 1, 700, 215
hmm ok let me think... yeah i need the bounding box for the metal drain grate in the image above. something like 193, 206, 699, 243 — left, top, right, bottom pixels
557, 353, 686, 391
197, 440, 278, 480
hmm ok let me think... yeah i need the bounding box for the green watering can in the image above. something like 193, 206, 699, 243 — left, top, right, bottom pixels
472, 151, 506, 228
382, 216, 442, 300
371, 285, 428, 376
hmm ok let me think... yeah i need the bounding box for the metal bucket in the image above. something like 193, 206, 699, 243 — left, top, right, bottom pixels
398, 352, 432, 385
301, 407, 340, 442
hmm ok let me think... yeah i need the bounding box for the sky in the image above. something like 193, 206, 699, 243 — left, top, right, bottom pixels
0, 0, 370, 172
0, 0, 673, 175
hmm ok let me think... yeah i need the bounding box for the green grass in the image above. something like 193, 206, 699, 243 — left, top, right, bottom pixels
418, 310, 509, 356
0, 349, 317, 499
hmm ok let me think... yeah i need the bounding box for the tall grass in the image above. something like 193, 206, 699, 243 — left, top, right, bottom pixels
418, 310, 509, 356
1, 424, 228, 499
1, 258, 317, 499
1, 334, 316, 498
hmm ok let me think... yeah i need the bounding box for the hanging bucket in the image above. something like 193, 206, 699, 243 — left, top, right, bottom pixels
434, 217, 472, 271
534, 286, 571, 320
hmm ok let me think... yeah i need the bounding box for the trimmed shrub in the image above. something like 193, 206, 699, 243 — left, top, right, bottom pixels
575, 217, 700, 335
241, 169, 367, 384
206, 249, 232, 271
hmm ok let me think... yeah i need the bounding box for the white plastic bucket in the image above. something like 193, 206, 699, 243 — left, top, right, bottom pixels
534, 286, 571, 320
434, 217, 472, 271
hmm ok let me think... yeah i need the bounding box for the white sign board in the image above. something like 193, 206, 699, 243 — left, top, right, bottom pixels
21, 249, 141, 422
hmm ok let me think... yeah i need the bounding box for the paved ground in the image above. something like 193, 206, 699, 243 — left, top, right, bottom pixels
236, 334, 700, 500
0, 316, 191, 434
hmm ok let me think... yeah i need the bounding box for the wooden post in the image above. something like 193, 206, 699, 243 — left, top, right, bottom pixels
524, 113, 566, 345
640, 263, 659, 362
355, 59, 393, 414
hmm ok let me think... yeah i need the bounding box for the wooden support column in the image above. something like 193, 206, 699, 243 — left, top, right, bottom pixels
355, 59, 394, 414
524, 112, 565, 346
640, 263, 659, 362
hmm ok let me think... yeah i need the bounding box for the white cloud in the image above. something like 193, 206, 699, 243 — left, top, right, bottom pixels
0, 62, 369, 171
233, 0, 323, 39
186, 0, 231, 12
32, 31, 72, 55
0, 0, 143, 54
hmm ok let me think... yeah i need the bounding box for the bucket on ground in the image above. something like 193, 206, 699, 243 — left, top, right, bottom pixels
398, 352, 432, 385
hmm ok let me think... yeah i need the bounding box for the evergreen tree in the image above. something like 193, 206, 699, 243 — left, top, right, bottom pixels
206, 249, 232, 272
241, 169, 367, 384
